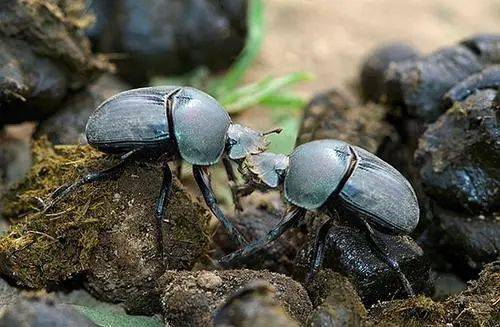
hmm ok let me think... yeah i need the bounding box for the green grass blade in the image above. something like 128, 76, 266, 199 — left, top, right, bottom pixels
73, 305, 163, 327
210, 0, 264, 95
221, 72, 312, 113
259, 93, 307, 109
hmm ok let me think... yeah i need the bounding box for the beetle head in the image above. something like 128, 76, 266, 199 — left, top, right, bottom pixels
242, 152, 289, 189
226, 124, 282, 161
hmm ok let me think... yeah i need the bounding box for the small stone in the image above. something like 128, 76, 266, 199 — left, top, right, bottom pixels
197, 272, 223, 290
0, 278, 19, 309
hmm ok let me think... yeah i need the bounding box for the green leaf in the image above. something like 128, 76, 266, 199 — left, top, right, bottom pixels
221, 72, 312, 113
73, 305, 163, 327
209, 0, 264, 96
260, 93, 307, 109
147, 0, 311, 116
267, 116, 300, 154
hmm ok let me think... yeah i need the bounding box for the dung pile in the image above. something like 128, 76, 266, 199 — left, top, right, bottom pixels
0, 0, 110, 125
359, 34, 500, 279
0, 139, 211, 314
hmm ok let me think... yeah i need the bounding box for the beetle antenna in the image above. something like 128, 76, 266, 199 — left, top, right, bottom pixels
263, 127, 283, 136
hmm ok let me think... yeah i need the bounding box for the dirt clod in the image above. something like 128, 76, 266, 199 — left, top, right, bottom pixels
360, 42, 420, 103
297, 89, 395, 154
214, 280, 300, 327
295, 215, 432, 305
415, 89, 500, 213
306, 269, 367, 327
0, 139, 210, 314
159, 269, 313, 327
369, 262, 500, 326
0, 0, 110, 125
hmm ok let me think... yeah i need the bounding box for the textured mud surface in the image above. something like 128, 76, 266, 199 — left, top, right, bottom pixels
159, 269, 312, 326
0, 139, 210, 313
306, 269, 367, 327
415, 89, 499, 212
369, 262, 500, 326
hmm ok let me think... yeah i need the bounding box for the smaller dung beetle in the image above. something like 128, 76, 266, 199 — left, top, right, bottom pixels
220, 139, 420, 296
43, 86, 281, 252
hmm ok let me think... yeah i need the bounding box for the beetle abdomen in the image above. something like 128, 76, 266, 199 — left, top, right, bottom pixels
284, 140, 353, 210
340, 146, 419, 234
86, 86, 176, 153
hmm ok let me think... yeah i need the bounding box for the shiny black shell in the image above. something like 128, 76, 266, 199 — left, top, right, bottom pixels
85, 86, 230, 165
284, 140, 419, 234
86, 86, 174, 154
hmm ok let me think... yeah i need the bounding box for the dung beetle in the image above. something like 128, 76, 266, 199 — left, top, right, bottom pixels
220, 139, 420, 296
43, 86, 281, 252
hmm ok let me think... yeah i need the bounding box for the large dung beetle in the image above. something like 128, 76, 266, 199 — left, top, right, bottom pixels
220, 139, 420, 295
43, 86, 281, 252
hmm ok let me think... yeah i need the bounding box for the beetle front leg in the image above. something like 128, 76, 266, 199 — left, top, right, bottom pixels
219, 205, 307, 267
360, 217, 415, 297
193, 165, 248, 247
154, 162, 173, 260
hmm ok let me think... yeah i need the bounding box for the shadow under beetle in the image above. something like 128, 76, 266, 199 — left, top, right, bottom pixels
43, 86, 281, 253
221, 139, 420, 296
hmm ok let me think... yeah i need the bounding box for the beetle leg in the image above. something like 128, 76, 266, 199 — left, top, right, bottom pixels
219, 205, 307, 267
306, 217, 335, 282
360, 218, 415, 297
154, 162, 172, 260
42, 149, 139, 212
222, 157, 243, 211
193, 165, 248, 247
